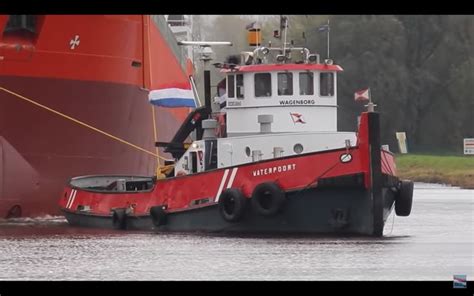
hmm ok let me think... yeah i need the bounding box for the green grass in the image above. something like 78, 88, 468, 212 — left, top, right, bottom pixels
397, 154, 474, 171
395, 154, 474, 189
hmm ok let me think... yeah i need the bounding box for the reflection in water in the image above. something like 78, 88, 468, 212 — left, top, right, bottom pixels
0, 183, 472, 280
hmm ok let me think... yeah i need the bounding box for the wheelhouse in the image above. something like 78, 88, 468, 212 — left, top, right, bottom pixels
222, 63, 343, 135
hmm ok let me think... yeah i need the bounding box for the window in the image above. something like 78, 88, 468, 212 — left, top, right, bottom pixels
236, 74, 244, 99
278, 73, 293, 96
299, 72, 314, 95
227, 75, 235, 98
254, 73, 272, 97
320, 72, 334, 96
293, 144, 304, 154
190, 152, 198, 173
167, 15, 186, 26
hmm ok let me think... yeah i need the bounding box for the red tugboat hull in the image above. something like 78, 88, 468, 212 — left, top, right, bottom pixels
60, 112, 407, 236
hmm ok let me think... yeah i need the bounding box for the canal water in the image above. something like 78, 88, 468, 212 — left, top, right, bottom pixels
0, 183, 472, 280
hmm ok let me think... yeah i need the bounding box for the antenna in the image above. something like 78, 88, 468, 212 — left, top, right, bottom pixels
281, 16, 289, 60
327, 19, 330, 59
177, 41, 233, 46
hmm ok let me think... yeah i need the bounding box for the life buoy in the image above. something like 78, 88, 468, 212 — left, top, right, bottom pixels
395, 180, 414, 216
150, 206, 167, 227
218, 188, 247, 222
112, 208, 127, 230
251, 182, 286, 216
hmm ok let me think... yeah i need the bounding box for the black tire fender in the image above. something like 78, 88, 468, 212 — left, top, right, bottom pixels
395, 180, 414, 217
251, 182, 286, 216
218, 188, 247, 223
150, 206, 167, 227
112, 208, 127, 230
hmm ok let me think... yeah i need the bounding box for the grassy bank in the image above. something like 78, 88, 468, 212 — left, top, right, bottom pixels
396, 154, 474, 189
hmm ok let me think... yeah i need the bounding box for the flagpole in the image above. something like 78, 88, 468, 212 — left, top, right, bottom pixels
151, 104, 163, 178
367, 87, 376, 112
327, 19, 330, 59
189, 75, 202, 107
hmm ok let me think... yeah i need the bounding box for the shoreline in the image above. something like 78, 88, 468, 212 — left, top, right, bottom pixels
395, 154, 474, 190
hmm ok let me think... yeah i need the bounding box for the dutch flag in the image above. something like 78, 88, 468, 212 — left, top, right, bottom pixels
148, 83, 197, 108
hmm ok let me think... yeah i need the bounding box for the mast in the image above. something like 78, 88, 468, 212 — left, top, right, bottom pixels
177, 41, 232, 111
327, 19, 330, 59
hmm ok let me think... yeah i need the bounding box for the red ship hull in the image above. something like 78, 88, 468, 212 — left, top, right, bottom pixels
0, 76, 186, 217
0, 15, 193, 217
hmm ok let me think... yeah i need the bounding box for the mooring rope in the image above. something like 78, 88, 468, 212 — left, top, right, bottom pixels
0, 86, 174, 162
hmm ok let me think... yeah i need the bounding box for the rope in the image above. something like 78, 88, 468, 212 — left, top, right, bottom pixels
0, 86, 174, 162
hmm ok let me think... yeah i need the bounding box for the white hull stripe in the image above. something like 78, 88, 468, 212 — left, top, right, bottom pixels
65, 190, 74, 209
66, 190, 73, 209
70, 190, 78, 209
215, 169, 230, 202
215, 168, 239, 202
66, 189, 77, 209
226, 168, 238, 189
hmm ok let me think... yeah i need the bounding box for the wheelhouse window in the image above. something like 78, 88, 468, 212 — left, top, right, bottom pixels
277, 73, 293, 96
236, 74, 244, 99
255, 73, 272, 97
4, 15, 37, 33
299, 72, 314, 95
227, 75, 235, 98
167, 15, 186, 26
320, 72, 334, 96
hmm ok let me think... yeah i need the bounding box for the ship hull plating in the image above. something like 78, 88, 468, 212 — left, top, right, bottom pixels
62, 186, 396, 236
0, 76, 186, 218
63, 211, 153, 230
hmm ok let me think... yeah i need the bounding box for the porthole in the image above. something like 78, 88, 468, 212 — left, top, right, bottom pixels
293, 143, 304, 154
245, 146, 251, 157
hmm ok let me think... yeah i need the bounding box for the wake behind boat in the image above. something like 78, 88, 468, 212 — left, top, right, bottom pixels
59, 18, 413, 236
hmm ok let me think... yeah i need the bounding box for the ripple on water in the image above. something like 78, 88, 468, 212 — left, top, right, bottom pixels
0, 183, 472, 280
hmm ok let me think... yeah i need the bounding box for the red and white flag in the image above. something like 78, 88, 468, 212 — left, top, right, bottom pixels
354, 88, 370, 101
290, 112, 306, 124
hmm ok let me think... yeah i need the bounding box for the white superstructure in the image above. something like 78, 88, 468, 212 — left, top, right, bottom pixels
172, 22, 357, 176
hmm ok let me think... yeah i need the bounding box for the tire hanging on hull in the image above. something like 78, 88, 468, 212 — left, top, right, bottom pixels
112, 208, 127, 230
395, 180, 414, 216
150, 206, 167, 227
218, 188, 247, 222
251, 182, 286, 217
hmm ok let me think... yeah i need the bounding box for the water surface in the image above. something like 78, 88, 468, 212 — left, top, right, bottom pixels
0, 183, 472, 280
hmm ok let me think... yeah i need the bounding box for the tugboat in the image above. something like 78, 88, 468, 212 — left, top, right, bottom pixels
59, 19, 413, 236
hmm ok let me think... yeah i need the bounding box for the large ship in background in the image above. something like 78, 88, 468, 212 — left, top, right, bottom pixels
0, 15, 196, 218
